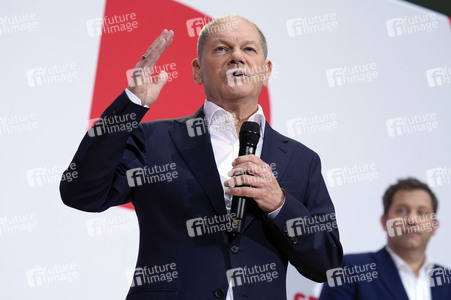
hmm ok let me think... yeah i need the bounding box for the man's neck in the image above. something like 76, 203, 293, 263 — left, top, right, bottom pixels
387, 244, 427, 276
208, 98, 259, 136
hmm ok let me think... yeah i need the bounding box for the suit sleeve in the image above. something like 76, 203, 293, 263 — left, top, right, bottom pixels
318, 280, 357, 300
59, 91, 149, 212
263, 151, 343, 282
318, 255, 358, 300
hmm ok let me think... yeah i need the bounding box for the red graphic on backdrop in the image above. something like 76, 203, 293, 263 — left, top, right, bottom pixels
90, 0, 271, 210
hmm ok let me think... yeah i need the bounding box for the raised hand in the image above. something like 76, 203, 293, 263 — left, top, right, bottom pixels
128, 29, 174, 107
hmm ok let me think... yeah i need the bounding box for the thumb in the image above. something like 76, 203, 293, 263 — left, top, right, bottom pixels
154, 70, 169, 90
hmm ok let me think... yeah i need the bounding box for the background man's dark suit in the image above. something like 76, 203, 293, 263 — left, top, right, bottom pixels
60, 91, 343, 299
319, 247, 451, 300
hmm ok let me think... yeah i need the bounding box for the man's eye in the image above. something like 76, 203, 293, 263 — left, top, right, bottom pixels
396, 208, 407, 215
215, 47, 226, 52
244, 47, 255, 52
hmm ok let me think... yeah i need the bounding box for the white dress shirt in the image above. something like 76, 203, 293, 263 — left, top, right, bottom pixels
386, 246, 434, 300
125, 89, 284, 299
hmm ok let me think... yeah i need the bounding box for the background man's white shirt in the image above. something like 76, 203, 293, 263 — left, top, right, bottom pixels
386, 246, 434, 300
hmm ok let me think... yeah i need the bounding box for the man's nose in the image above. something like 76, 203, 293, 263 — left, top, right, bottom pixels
228, 48, 245, 65
406, 212, 420, 225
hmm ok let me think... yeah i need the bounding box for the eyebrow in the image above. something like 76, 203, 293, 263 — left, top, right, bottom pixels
210, 39, 259, 47
394, 204, 431, 210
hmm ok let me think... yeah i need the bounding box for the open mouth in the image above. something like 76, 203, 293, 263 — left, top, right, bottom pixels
228, 68, 247, 77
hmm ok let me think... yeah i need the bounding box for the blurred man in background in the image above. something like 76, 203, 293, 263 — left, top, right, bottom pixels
319, 177, 451, 300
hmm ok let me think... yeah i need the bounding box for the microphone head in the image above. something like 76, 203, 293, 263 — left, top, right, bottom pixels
239, 121, 260, 146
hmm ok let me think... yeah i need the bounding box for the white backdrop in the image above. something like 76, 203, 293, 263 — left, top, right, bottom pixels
1, 0, 450, 299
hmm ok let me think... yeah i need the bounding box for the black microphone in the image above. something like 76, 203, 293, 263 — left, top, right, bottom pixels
230, 121, 261, 234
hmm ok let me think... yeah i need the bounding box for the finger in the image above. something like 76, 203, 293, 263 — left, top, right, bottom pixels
225, 186, 260, 199
224, 174, 265, 188
143, 29, 169, 58
153, 70, 168, 90
232, 154, 262, 167
142, 29, 174, 67
228, 162, 268, 177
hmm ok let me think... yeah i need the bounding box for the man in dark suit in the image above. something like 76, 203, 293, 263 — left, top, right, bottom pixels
60, 15, 342, 299
319, 178, 451, 300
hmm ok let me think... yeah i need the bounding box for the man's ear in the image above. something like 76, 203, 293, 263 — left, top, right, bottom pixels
381, 214, 388, 232
262, 59, 273, 87
192, 58, 202, 85
431, 218, 439, 236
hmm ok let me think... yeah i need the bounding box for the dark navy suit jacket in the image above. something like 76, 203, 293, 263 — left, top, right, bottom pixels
60, 92, 343, 299
319, 247, 451, 300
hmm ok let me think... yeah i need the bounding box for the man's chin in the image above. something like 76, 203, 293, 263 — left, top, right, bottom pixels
391, 235, 424, 249
222, 85, 255, 99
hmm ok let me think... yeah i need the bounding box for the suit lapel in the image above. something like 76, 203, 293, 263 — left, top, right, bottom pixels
169, 108, 227, 217
430, 264, 447, 300
260, 122, 290, 181
237, 123, 291, 234
375, 248, 410, 300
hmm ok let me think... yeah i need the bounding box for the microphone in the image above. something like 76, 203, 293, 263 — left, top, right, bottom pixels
230, 121, 261, 234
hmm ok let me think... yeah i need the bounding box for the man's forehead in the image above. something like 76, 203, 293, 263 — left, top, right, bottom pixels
392, 190, 433, 207
207, 17, 258, 35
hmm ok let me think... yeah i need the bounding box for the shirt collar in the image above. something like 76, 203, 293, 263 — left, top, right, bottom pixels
203, 99, 266, 137
385, 245, 435, 274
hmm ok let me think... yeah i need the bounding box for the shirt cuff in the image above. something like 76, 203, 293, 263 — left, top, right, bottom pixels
125, 88, 149, 108
267, 196, 285, 220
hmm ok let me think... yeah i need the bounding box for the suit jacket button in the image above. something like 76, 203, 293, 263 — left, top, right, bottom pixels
214, 288, 225, 298
293, 237, 298, 244
231, 245, 239, 254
